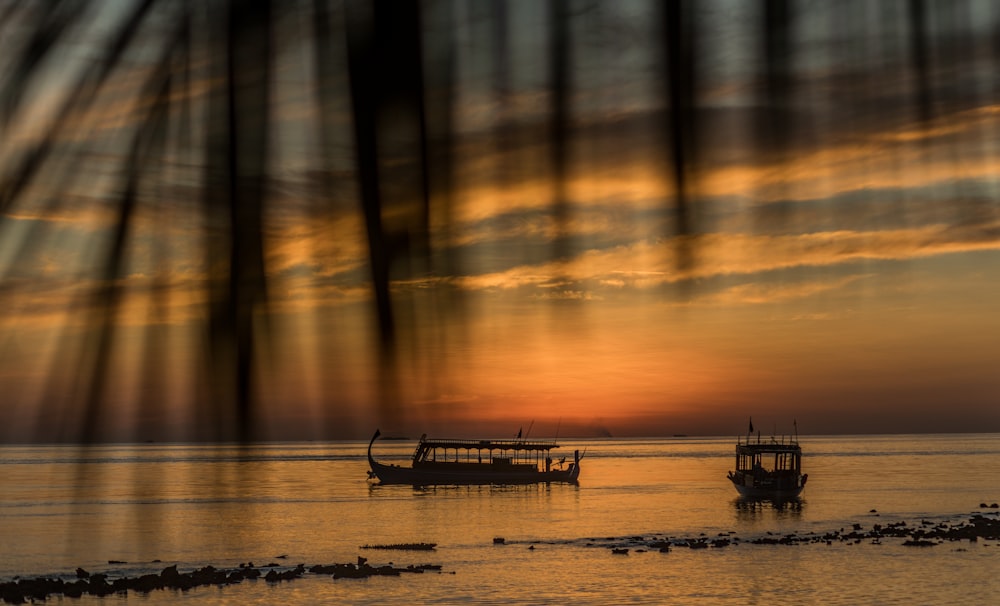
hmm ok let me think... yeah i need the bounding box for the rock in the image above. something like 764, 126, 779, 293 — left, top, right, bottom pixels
132, 573, 164, 593
309, 564, 339, 575
63, 580, 86, 598
88, 576, 114, 597
160, 564, 180, 581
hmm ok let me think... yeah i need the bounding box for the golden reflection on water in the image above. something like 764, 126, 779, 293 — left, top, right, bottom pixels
2, 436, 1000, 604
733, 497, 804, 522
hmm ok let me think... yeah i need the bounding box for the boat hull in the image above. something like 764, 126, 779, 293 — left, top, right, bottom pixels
727, 470, 805, 499
729, 479, 804, 499
369, 459, 580, 485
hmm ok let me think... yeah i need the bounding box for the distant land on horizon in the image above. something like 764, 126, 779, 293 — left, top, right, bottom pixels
6, 427, 998, 447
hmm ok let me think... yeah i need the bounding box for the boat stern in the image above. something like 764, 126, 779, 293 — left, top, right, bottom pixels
567, 449, 582, 481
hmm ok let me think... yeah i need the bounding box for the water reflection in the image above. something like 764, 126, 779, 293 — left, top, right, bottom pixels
733, 496, 804, 521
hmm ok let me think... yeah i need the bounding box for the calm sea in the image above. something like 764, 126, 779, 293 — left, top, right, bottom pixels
2, 434, 999, 604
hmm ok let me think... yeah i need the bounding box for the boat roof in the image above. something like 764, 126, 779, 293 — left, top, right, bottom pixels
417, 437, 560, 452
736, 438, 801, 454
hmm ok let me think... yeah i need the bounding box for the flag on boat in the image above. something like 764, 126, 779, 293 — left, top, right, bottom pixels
517, 427, 522, 439
748, 418, 754, 434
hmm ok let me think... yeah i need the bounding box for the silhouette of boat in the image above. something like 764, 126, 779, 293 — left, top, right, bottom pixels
367, 429, 581, 485
727, 434, 807, 498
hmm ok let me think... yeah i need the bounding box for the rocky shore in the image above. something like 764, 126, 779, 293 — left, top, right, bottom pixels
0, 557, 445, 605
582, 508, 1000, 553
4, 507, 997, 603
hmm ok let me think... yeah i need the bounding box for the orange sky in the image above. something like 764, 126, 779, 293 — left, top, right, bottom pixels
2, 1, 1000, 441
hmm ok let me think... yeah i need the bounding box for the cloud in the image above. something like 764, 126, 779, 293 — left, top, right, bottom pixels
689, 275, 872, 307
450, 220, 1000, 301
531, 290, 601, 301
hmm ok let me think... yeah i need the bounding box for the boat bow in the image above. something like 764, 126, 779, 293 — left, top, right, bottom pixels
367, 429, 382, 478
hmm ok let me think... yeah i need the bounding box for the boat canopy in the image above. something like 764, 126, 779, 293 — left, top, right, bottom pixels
417, 437, 559, 452
734, 437, 801, 474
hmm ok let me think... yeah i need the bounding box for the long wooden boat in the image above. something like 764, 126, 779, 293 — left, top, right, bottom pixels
727, 434, 807, 499
367, 429, 581, 485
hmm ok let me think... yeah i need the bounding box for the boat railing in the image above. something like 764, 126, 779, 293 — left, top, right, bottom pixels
736, 435, 799, 447
417, 437, 559, 451
413, 459, 538, 470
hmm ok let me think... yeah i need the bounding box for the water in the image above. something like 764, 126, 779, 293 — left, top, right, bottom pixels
2, 435, 999, 604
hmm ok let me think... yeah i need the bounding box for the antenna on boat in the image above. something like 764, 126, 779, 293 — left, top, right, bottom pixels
794, 419, 798, 443
555, 418, 562, 441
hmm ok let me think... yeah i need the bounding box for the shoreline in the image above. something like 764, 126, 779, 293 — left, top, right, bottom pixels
0, 559, 447, 605
3, 507, 997, 603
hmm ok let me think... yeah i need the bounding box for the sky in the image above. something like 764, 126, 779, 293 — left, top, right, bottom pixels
1, 0, 999, 442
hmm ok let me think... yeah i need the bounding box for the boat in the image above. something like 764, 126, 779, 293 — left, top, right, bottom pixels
367, 429, 581, 485
726, 433, 807, 499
